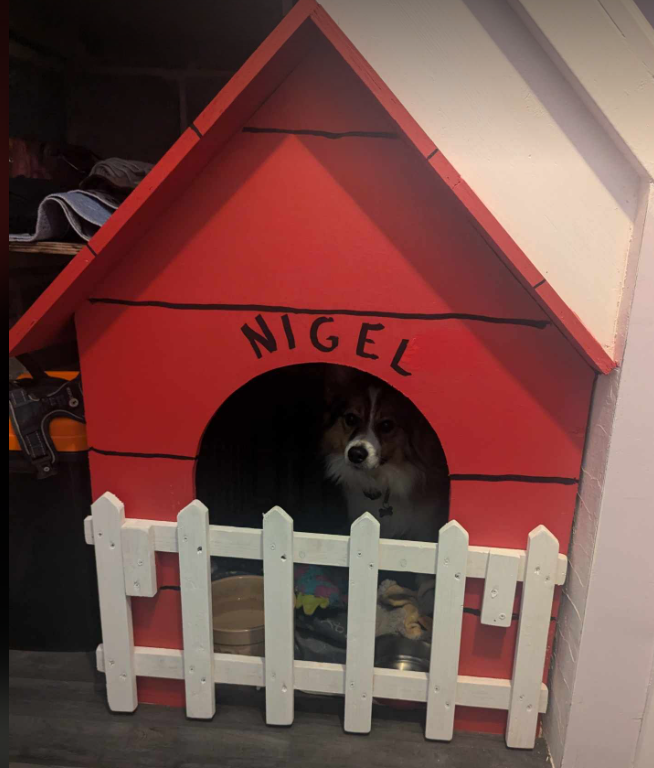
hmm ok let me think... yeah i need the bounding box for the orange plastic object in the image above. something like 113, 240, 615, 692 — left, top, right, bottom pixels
9, 371, 87, 453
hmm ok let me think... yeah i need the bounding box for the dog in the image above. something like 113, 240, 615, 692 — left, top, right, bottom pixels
322, 366, 449, 542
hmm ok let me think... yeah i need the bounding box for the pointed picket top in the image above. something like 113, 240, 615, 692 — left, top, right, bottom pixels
351, 511, 380, 531
527, 524, 558, 544
178, 498, 210, 523
94, 491, 125, 516
438, 519, 469, 543
263, 505, 294, 526
523, 525, 559, 587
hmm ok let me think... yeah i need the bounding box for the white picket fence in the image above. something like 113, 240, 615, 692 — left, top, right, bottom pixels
84, 491, 565, 748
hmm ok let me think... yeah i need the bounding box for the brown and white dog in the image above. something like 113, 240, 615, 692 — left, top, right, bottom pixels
322, 367, 449, 542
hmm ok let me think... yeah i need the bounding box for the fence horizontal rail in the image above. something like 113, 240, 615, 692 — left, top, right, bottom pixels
85, 516, 567, 584
96, 644, 549, 712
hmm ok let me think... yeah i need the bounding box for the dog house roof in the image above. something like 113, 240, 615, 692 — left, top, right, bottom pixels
8, 0, 615, 374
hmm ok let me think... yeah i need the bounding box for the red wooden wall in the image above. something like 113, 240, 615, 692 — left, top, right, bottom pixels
74, 38, 595, 732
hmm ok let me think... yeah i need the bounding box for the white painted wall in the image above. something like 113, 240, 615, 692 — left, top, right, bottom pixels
544, 185, 654, 768
320, 0, 643, 357
509, 0, 654, 177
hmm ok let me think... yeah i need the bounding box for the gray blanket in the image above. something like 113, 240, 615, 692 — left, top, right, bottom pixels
9, 189, 122, 242
9, 158, 153, 243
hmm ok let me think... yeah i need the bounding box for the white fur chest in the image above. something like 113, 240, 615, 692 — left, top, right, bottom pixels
341, 478, 440, 542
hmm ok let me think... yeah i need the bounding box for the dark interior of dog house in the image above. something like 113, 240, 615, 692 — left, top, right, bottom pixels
197, 364, 449, 534
198, 365, 350, 535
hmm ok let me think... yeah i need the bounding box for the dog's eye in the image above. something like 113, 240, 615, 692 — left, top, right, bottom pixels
378, 419, 395, 434
344, 413, 360, 428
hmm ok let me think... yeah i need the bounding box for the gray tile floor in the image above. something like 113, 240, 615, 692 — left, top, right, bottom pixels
9, 650, 551, 768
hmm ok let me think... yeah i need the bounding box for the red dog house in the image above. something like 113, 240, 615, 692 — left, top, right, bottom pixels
10, 0, 615, 743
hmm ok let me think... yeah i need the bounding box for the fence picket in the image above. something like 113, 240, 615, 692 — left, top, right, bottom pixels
426, 520, 469, 740
122, 521, 158, 597
263, 506, 295, 725
506, 526, 559, 748
178, 500, 215, 719
91, 492, 137, 712
481, 550, 519, 627
344, 512, 380, 734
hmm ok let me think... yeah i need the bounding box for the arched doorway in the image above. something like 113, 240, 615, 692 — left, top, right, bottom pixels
195, 363, 450, 538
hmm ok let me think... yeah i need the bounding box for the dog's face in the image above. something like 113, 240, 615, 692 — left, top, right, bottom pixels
322, 368, 426, 495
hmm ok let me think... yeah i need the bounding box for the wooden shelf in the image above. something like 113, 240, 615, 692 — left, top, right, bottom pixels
8, 241, 84, 256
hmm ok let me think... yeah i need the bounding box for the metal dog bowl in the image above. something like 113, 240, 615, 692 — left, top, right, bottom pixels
375, 635, 431, 673
373, 635, 431, 709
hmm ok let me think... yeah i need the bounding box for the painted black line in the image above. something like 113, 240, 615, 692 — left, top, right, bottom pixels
533, 279, 546, 289
242, 126, 399, 140
88, 298, 550, 329
426, 148, 439, 160
87, 243, 98, 257
159, 585, 182, 591
189, 122, 203, 139
89, 446, 197, 461
450, 473, 578, 485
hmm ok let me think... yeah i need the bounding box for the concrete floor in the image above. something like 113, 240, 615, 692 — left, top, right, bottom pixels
9, 650, 551, 768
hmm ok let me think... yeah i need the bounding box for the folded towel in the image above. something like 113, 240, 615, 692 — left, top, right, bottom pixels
376, 579, 433, 640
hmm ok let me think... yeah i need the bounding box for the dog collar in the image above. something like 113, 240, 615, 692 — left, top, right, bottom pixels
363, 487, 393, 517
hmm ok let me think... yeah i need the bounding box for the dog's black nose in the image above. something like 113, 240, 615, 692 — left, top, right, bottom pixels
348, 445, 368, 464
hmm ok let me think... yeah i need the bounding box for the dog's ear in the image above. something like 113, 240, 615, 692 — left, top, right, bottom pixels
324, 365, 355, 402
324, 364, 354, 387
323, 366, 354, 426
